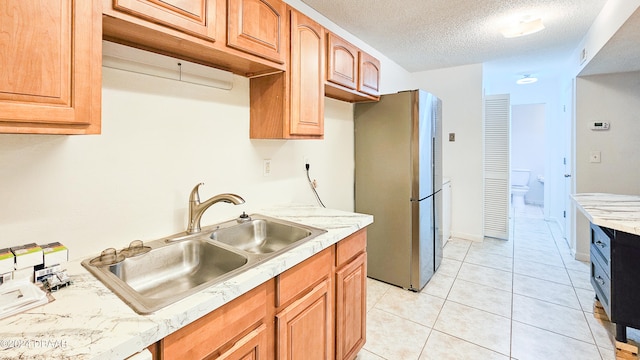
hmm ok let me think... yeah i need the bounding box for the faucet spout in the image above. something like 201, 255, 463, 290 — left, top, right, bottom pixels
187, 183, 245, 234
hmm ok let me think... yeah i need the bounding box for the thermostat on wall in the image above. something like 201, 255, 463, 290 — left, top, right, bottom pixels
590, 122, 610, 130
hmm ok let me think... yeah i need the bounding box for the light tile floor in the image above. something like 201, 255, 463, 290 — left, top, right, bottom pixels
357, 205, 640, 360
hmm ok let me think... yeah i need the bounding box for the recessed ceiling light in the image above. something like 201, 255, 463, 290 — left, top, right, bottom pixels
516, 75, 538, 85
501, 17, 545, 38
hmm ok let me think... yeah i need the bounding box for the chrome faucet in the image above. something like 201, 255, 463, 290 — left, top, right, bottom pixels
186, 183, 245, 234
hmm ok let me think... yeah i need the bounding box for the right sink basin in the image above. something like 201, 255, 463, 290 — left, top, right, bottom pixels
210, 214, 326, 255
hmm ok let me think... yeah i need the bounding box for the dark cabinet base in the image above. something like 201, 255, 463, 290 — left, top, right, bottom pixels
590, 224, 640, 343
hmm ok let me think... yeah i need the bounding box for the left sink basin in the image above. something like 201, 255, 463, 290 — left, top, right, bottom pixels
82, 238, 249, 314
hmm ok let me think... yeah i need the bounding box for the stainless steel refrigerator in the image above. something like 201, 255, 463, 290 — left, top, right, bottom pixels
354, 89, 442, 291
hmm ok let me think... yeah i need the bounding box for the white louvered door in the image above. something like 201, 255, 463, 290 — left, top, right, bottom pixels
483, 94, 510, 239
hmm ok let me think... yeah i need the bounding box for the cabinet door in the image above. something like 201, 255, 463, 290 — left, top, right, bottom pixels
110, 0, 217, 41
217, 324, 268, 360
357, 51, 380, 97
335, 253, 367, 360
163, 282, 269, 359
327, 33, 358, 90
289, 9, 324, 137
277, 279, 332, 360
0, 0, 101, 134
227, 0, 286, 64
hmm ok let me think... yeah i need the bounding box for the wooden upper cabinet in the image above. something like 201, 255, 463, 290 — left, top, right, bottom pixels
249, 8, 324, 139
289, 9, 324, 137
227, 0, 286, 64
103, 0, 286, 77
358, 51, 381, 97
327, 33, 358, 90
110, 0, 216, 41
324, 32, 380, 103
0, 0, 101, 134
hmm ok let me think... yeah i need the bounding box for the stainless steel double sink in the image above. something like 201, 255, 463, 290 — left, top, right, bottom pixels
81, 214, 326, 314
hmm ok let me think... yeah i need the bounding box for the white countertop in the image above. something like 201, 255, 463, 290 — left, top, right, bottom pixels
572, 193, 640, 236
0, 205, 373, 359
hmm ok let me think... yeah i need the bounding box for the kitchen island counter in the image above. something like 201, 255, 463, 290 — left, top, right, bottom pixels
572, 193, 640, 236
0, 205, 373, 359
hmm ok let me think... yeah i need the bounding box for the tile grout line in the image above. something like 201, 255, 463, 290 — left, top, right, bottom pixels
415, 241, 472, 359
509, 208, 517, 359
544, 219, 607, 360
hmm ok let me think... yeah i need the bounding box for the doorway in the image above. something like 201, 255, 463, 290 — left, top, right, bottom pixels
510, 103, 545, 219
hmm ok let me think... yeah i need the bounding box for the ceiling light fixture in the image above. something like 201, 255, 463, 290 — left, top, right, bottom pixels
516, 75, 538, 85
501, 17, 545, 38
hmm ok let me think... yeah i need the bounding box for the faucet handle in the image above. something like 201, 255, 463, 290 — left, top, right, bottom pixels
190, 182, 205, 203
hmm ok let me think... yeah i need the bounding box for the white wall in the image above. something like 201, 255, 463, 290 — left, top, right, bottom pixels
411, 64, 485, 241
0, 68, 357, 260
574, 71, 640, 258
511, 104, 545, 206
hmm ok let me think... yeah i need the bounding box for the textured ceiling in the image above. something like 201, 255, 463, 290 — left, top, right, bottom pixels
301, 0, 611, 75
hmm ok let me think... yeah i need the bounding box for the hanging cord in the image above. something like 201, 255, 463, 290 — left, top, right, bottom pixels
306, 163, 326, 208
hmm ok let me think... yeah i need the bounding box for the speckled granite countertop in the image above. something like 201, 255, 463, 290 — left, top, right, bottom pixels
572, 193, 640, 235
0, 205, 373, 360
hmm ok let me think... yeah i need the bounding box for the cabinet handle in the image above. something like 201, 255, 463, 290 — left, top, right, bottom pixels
595, 276, 605, 286
595, 240, 607, 248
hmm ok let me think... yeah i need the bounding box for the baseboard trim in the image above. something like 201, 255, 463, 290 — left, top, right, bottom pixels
450, 231, 483, 242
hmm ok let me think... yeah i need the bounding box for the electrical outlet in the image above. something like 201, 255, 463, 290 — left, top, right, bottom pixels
263, 159, 271, 176
303, 156, 310, 167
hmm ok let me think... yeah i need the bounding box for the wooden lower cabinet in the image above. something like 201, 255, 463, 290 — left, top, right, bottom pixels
335, 230, 367, 360
276, 279, 332, 360
155, 229, 368, 360
335, 253, 366, 360
217, 323, 269, 360
161, 281, 274, 359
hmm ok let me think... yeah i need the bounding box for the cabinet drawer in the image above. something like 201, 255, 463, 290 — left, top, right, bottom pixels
336, 229, 367, 267
163, 281, 269, 359
591, 250, 611, 318
590, 243, 610, 278
591, 223, 611, 267
277, 246, 333, 307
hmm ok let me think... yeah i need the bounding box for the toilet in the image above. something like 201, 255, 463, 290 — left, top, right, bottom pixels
511, 169, 530, 208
